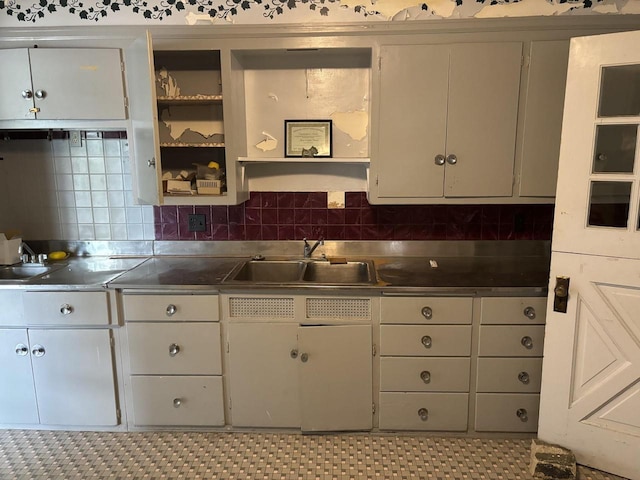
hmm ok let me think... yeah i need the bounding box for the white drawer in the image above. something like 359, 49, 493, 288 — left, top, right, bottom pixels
381, 297, 472, 325
380, 357, 470, 392
475, 393, 540, 432
128, 322, 221, 375
123, 294, 219, 322
480, 297, 547, 325
380, 325, 472, 356
0, 290, 24, 326
130, 375, 224, 426
379, 392, 469, 431
476, 358, 542, 393
478, 325, 545, 357
23, 291, 110, 326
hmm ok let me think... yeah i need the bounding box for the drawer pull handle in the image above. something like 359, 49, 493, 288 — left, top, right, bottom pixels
523, 306, 536, 320
418, 408, 429, 421
521, 336, 534, 349
420, 370, 431, 384
421, 335, 432, 348
15, 344, 29, 356
173, 398, 182, 408
516, 408, 528, 422
60, 304, 74, 315
169, 343, 180, 357
300, 353, 309, 363
32, 345, 45, 357
290, 349, 299, 359
518, 371, 530, 384
166, 304, 177, 316
421, 306, 433, 320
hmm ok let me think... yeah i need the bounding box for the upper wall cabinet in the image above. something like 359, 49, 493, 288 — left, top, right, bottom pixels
126, 34, 247, 205
518, 40, 570, 198
0, 48, 126, 121
369, 42, 523, 204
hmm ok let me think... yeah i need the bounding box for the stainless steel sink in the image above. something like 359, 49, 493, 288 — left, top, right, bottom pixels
226, 260, 306, 283
302, 261, 375, 284
224, 260, 376, 285
0, 264, 61, 282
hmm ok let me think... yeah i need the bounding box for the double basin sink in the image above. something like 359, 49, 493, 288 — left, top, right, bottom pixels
223, 259, 376, 285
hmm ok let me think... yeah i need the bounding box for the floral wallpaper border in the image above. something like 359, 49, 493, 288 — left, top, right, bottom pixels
0, 0, 615, 24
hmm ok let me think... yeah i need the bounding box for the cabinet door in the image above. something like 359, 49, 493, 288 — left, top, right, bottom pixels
0, 329, 39, 424
228, 323, 300, 427
376, 45, 449, 198
298, 324, 372, 432
0, 49, 35, 120
28, 48, 126, 120
29, 329, 118, 426
519, 40, 570, 197
445, 42, 522, 197
124, 33, 162, 205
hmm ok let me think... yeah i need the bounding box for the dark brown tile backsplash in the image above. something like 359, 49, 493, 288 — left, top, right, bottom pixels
154, 192, 554, 241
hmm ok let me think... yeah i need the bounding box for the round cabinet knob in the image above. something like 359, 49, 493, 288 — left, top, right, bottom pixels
173, 398, 182, 408
421, 335, 432, 349
300, 353, 309, 363
421, 306, 433, 320
420, 370, 431, 384
434, 154, 445, 166
290, 349, 299, 359
418, 408, 429, 421
60, 304, 74, 315
15, 344, 29, 356
32, 345, 45, 357
523, 306, 536, 320
148, 158, 156, 168
516, 408, 528, 422
446, 154, 457, 165
169, 343, 180, 357
34, 90, 46, 99
521, 336, 534, 349
518, 371, 530, 384
166, 304, 177, 317
22, 89, 33, 99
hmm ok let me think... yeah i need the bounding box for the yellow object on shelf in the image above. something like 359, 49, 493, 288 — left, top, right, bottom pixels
207, 161, 220, 169
49, 251, 70, 260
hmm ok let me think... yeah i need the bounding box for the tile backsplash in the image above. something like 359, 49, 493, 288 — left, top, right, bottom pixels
155, 192, 554, 241
0, 132, 155, 241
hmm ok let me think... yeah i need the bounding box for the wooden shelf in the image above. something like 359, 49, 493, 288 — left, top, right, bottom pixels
157, 95, 223, 105
160, 142, 225, 148
238, 157, 370, 164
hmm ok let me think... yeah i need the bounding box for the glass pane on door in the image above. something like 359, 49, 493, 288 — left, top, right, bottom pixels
598, 65, 640, 117
588, 181, 632, 228
592, 125, 637, 173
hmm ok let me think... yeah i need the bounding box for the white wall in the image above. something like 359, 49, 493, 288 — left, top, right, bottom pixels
0, 133, 154, 241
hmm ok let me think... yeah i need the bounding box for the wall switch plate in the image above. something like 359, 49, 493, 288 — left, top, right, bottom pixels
70, 130, 81, 147
188, 214, 206, 232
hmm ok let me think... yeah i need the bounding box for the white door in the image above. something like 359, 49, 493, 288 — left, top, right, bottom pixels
0, 329, 39, 424
539, 30, 640, 479
298, 324, 372, 432
0, 49, 35, 120
29, 329, 118, 426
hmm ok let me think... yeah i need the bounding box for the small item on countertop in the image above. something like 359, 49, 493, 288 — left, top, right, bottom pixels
429, 259, 438, 268
328, 257, 348, 265
48, 251, 70, 261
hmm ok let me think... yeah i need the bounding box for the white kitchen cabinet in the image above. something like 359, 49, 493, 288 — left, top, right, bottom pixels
225, 294, 373, 432
0, 327, 118, 426
0, 48, 126, 121
371, 42, 522, 203
126, 33, 247, 206
122, 292, 225, 427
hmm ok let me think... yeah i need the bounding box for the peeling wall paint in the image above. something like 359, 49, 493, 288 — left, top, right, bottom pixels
331, 111, 369, 142
255, 132, 278, 152
0, 0, 634, 26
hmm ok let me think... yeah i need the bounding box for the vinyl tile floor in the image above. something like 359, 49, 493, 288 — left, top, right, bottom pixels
0, 430, 628, 480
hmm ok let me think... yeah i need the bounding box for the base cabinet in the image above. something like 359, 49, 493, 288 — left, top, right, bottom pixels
0, 328, 118, 426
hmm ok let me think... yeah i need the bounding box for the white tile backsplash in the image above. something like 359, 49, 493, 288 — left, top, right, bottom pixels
0, 134, 154, 241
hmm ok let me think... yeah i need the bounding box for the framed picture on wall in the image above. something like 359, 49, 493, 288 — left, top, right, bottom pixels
284, 120, 332, 158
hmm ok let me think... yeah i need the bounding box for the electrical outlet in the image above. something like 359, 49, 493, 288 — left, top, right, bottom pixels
70, 130, 81, 147
188, 214, 206, 232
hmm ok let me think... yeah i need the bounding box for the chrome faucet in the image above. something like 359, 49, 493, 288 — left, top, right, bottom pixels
20, 242, 36, 263
303, 237, 324, 258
